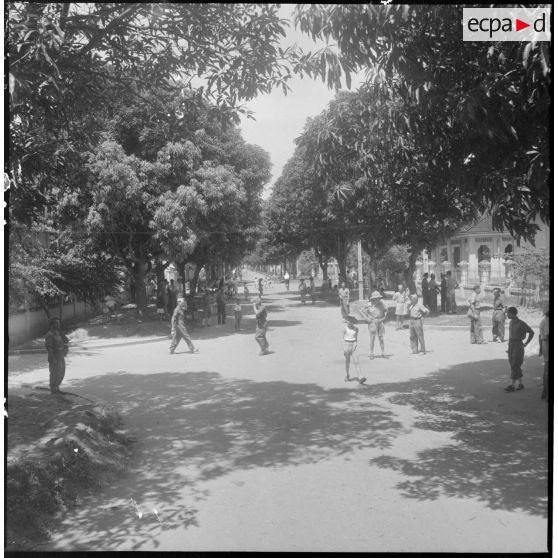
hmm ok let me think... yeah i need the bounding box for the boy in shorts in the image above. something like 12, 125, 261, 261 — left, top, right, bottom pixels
343, 315, 366, 384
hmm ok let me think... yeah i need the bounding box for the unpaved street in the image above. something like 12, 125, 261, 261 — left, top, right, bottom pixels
8, 284, 549, 552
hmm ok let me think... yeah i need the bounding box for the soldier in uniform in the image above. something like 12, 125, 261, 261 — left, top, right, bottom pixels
169, 299, 199, 354
361, 291, 387, 359
491, 287, 506, 342
45, 317, 69, 393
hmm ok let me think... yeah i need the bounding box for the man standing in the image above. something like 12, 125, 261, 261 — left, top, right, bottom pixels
254, 299, 270, 355
45, 317, 69, 394
309, 276, 316, 304
504, 307, 534, 392
299, 278, 307, 305
361, 291, 387, 359
408, 294, 430, 355
284, 270, 290, 291
446, 271, 458, 314
468, 285, 485, 344
170, 299, 198, 354
216, 288, 227, 325
491, 288, 506, 342
339, 281, 351, 318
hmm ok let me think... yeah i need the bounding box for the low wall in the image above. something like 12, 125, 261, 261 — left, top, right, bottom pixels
8, 300, 97, 346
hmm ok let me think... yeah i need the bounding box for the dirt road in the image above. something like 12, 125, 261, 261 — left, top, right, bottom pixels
8, 283, 549, 552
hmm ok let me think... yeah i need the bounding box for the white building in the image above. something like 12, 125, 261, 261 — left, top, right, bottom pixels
420, 214, 549, 286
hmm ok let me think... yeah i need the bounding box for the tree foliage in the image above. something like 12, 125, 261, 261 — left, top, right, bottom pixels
294, 4, 550, 242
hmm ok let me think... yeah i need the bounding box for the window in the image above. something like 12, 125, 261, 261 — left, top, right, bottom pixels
478, 245, 491, 262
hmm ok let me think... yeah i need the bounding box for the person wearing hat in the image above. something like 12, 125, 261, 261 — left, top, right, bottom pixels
342, 315, 366, 384
45, 316, 69, 394
408, 294, 429, 354
170, 299, 198, 354
491, 288, 506, 343
361, 291, 387, 359
539, 302, 550, 402
504, 306, 534, 392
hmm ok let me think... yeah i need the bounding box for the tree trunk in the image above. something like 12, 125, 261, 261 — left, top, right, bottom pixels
155, 259, 169, 306
335, 236, 350, 286
174, 259, 186, 298
191, 266, 201, 295
404, 248, 421, 294
133, 260, 148, 320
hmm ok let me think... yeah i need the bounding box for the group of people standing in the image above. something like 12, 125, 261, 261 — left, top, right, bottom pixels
420, 271, 459, 314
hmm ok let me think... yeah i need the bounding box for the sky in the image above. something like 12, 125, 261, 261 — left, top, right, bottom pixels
238, 4, 364, 196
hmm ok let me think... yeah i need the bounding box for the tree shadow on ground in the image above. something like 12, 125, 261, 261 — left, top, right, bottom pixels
369, 356, 548, 518
48, 371, 401, 550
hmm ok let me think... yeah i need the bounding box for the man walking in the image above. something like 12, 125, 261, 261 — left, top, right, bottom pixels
169, 299, 198, 354
254, 299, 270, 355
491, 287, 506, 342
504, 307, 534, 392
408, 294, 429, 355
45, 317, 69, 394
284, 270, 290, 291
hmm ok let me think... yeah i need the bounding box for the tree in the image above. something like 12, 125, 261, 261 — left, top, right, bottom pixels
297, 89, 480, 284
294, 4, 550, 243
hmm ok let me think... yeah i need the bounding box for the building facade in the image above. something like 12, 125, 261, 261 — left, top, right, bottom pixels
419, 214, 549, 286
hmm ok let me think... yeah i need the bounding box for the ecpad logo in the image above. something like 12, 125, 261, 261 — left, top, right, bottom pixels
463, 7, 551, 42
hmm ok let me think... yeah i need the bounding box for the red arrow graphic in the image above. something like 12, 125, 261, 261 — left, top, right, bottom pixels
516, 18, 530, 32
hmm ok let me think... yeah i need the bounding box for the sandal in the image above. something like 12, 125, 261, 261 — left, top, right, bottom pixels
504, 385, 515, 392
516, 384, 524, 391
358, 377, 367, 385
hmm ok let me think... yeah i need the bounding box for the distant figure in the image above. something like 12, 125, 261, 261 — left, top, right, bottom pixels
243, 283, 249, 301
167, 279, 178, 317
440, 274, 447, 312
539, 303, 550, 402
201, 289, 211, 327
233, 298, 242, 332
258, 278, 264, 296
284, 270, 290, 291
170, 299, 198, 354
339, 281, 351, 318
504, 307, 534, 392
216, 288, 226, 325
361, 291, 387, 359
421, 273, 429, 309
45, 317, 69, 394
408, 294, 429, 355
446, 271, 458, 314
299, 279, 307, 305
467, 285, 485, 344
428, 273, 439, 313
393, 284, 409, 330
342, 315, 366, 384
491, 288, 506, 343
309, 276, 316, 304
254, 299, 270, 355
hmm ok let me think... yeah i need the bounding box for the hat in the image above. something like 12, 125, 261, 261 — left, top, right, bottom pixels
344, 315, 358, 324
492, 287, 501, 293
370, 291, 382, 300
